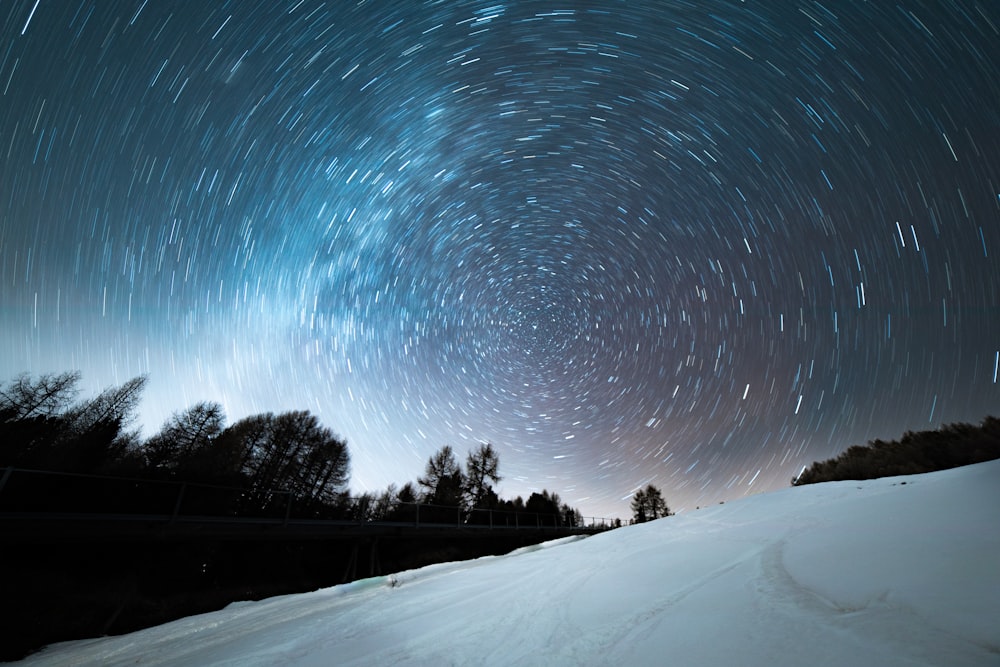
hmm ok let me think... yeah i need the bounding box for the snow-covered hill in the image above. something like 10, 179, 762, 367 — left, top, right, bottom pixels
14, 460, 1000, 666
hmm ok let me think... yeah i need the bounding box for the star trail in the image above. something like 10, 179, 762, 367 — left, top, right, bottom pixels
2, 1, 998, 517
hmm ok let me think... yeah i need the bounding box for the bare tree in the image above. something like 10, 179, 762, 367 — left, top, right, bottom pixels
0, 371, 81, 420
1, 372, 82, 466
224, 410, 349, 510
463, 442, 501, 510
0, 372, 147, 472
144, 401, 225, 469
418, 445, 464, 506
68, 375, 148, 435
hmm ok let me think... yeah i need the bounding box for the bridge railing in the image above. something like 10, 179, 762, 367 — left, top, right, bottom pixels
0, 466, 615, 532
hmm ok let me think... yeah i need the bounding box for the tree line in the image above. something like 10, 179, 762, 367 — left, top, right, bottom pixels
0, 372, 597, 524
792, 416, 1000, 485
0, 372, 349, 515
353, 443, 588, 527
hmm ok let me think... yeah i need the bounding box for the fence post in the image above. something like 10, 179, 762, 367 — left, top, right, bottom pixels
284, 492, 293, 527
171, 483, 187, 523
489, 508, 493, 529
415, 502, 420, 528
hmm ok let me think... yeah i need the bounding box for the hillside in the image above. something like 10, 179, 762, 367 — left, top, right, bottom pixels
13, 460, 1000, 666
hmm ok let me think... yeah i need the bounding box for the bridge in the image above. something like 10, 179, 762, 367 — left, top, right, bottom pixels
0, 466, 614, 582
0, 466, 612, 542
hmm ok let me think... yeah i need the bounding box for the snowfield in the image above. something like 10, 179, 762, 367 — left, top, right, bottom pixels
13, 460, 1000, 666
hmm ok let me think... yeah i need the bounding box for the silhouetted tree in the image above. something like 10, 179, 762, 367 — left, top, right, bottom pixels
144, 401, 225, 471
383, 481, 420, 523
0, 371, 80, 421
66, 376, 148, 471
630, 488, 648, 523
526, 490, 564, 526
0, 372, 148, 472
68, 376, 147, 435
463, 442, 501, 510
631, 484, 669, 523
560, 503, 583, 527
286, 415, 350, 505
493, 495, 525, 526
0, 372, 127, 472
371, 484, 399, 521
222, 410, 350, 511
418, 445, 464, 506
347, 492, 377, 521
396, 481, 418, 504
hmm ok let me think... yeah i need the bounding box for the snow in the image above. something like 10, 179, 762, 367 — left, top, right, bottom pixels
12, 460, 1000, 666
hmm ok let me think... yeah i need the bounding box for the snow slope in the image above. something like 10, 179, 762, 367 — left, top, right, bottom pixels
13, 460, 1000, 666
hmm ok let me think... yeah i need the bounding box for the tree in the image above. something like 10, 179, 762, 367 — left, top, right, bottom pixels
463, 442, 501, 510
630, 488, 647, 523
418, 445, 464, 506
645, 484, 669, 519
284, 415, 350, 505
384, 481, 420, 523
144, 401, 225, 471
72, 376, 147, 462
58, 375, 148, 472
222, 410, 350, 511
217, 412, 273, 477
68, 375, 147, 433
0, 372, 148, 472
631, 484, 669, 523
370, 484, 399, 521
344, 492, 376, 522
526, 490, 563, 526
561, 503, 583, 528
0, 372, 81, 468
0, 371, 80, 421
396, 481, 418, 504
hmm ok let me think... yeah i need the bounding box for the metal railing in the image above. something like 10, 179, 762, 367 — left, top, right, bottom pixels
0, 466, 615, 532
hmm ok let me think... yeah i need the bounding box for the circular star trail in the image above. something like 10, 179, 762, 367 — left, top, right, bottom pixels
2, 1, 998, 517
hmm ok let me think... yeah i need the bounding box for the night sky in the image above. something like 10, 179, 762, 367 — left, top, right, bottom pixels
2, 1, 998, 518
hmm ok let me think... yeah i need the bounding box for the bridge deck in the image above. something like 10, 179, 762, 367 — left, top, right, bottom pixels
0, 511, 604, 543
